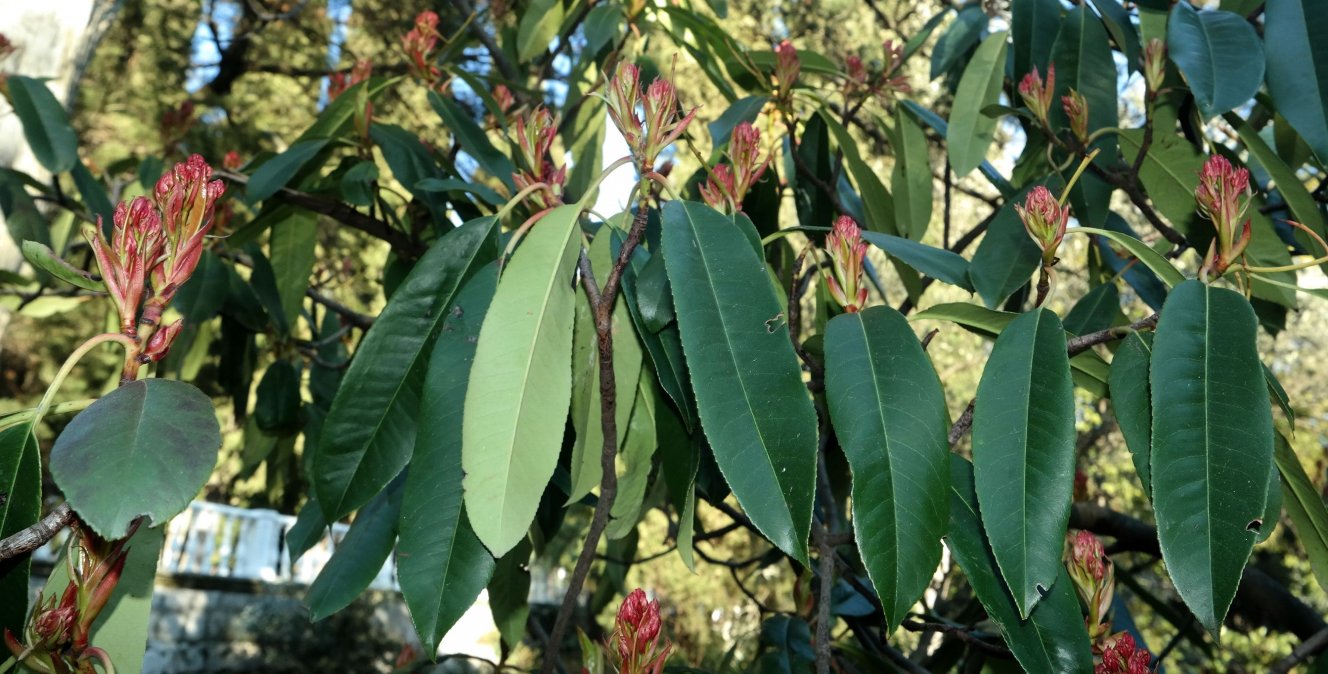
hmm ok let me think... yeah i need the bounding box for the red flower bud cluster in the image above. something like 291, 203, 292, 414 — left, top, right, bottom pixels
1065, 530, 1114, 640
1018, 65, 1055, 129
402, 10, 442, 85
1195, 154, 1253, 277
1095, 633, 1153, 674
824, 216, 869, 313
328, 59, 373, 100
513, 107, 567, 210
843, 41, 911, 101
604, 62, 697, 170
608, 589, 672, 674
700, 121, 769, 214
774, 40, 800, 100
1015, 185, 1071, 266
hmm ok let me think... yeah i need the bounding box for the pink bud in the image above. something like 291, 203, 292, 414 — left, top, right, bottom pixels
1062, 89, 1089, 142
142, 319, 184, 362
1019, 65, 1056, 127
402, 11, 441, 82
618, 588, 648, 628
1195, 154, 1253, 276
1016, 185, 1070, 264
699, 164, 737, 213
774, 40, 800, 97
824, 216, 869, 313
492, 84, 515, 113
1142, 39, 1166, 96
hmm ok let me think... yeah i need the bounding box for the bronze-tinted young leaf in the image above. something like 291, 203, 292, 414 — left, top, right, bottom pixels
1151, 280, 1273, 635
50, 379, 221, 538
662, 200, 818, 564
972, 309, 1076, 618
824, 307, 950, 630
316, 216, 499, 523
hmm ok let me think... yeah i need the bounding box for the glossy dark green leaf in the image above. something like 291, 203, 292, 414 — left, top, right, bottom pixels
1275, 431, 1328, 592
489, 540, 532, 649
1264, 364, 1295, 428
255, 360, 303, 432
172, 250, 228, 323
947, 459, 1095, 673
931, 6, 989, 79
287, 495, 328, 565
340, 160, 378, 206
662, 201, 818, 564
0, 168, 50, 248
969, 188, 1044, 308
1264, 0, 1328, 161
1012, 0, 1063, 79
317, 216, 499, 522
246, 138, 329, 203
415, 177, 503, 206
1167, 3, 1264, 117
636, 251, 676, 333
429, 91, 517, 190
1089, 0, 1141, 72
370, 123, 449, 224
756, 615, 816, 674
860, 230, 973, 292
1110, 332, 1155, 497
1118, 130, 1205, 238
400, 269, 497, 654
1062, 282, 1121, 336
615, 231, 695, 432
269, 210, 317, 324
658, 402, 699, 571
245, 244, 290, 334
1074, 225, 1186, 288
6, 76, 78, 173
1151, 280, 1273, 634
50, 380, 221, 537
307, 475, 404, 621
821, 113, 899, 237
70, 162, 115, 227
1260, 461, 1281, 543
824, 307, 950, 630
0, 423, 39, 638
1227, 113, 1328, 253
1049, 7, 1118, 147
900, 101, 1017, 198
709, 96, 770, 149
21, 241, 104, 291
972, 309, 1076, 617
606, 373, 658, 540
891, 107, 934, 240
463, 206, 581, 557
949, 32, 1009, 178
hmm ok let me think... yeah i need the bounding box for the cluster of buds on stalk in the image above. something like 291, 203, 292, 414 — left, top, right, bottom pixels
86, 154, 225, 377
773, 40, 801, 101
402, 10, 442, 85
5, 524, 138, 674
700, 121, 769, 214
1142, 39, 1166, 99
512, 107, 566, 210
1095, 633, 1154, 674
1065, 531, 1115, 641
1016, 185, 1072, 307
1018, 65, 1055, 130
842, 41, 911, 102
328, 59, 373, 100
606, 589, 672, 674
824, 216, 869, 313
1194, 154, 1253, 278
604, 62, 697, 170
1062, 89, 1090, 144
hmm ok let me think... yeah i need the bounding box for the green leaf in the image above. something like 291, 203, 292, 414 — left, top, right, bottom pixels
1150, 280, 1273, 635
430, 91, 518, 190
1167, 3, 1265, 117
569, 230, 643, 503
900, 101, 1017, 198
859, 231, 973, 292
489, 540, 532, 649
1109, 332, 1155, 497
1260, 461, 1281, 543
246, 138, 330, 203
172, 251, 228, 323
662, 201, 818, 564
583, 4, 624, 54
1275, 430, 1328, 593
1089, 0, 1142, 73
370, 123, 450, 225
1264, 0, 1328, 162
0, 168, 50, 249
287, 495, 328, 565
970, 186, 1044, 308
946, 458, 1095, 673
757, 615, 816, 673
1073, 226, 1186, 287
341, 160, 378, 206
931, 6, 989, 79
399, 268, 497, 654
6, 76, 78, 173
463, 205, 581, 557
824, 307, 950, 630
1063, 283, 1121, 335
1118, 130, 1205, 238
709, 96, 770, 149
70, 162, 115, 227
415, 177, 504, 206
912, 302, 1017, 337
317, 216, 500, 522
891, 107, 934, 240
1049, 7, 1119, 149
21, 241, 104, 291
50, 379, 221, 538
1012, 0, 1063, 79
517, 0, 564, 62
255, 360, 302, 432
658, 403, 698, 571
821, 113, 899, 237
307, 475, 404, 621
269, 210, 317, 324
606, 374, 658, 540
0, 423, 39, 638
1226, 113, 1328, 254
972, 309, 1076, 617
948, 32, 1009, 178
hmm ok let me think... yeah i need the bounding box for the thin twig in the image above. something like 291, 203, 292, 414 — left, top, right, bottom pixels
1271, 625, 1328, 674
900, 620, 1011, 658
0, 503, 73, 562
305, 288, 375, 330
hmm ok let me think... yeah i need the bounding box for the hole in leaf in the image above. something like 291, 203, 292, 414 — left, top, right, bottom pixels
1247, 519, 1263, 533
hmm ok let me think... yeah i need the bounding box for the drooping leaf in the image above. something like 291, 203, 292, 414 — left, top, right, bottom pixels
0, 168, 50, 249
287, 495, 328, 565
0, 423, 39, 638
891, 106, 934, 240
947, 459, 1095, 673
859, 230, 973, 292
821, 113, 899, 237
662, 201, 818, 564
970, 186, 1045, 308
21, 241, 104, 291
246, 138, 330, 203
1073, 225, 1186, 287
1089, 0, 1142, 72
658, 403, 699, 572
50, 379, 221, 538
1260, 461, 1282, 543
1226, 113, 1328, 256
317, 216, 499, 522
463, 205, 581, 557
948, 31, 1009, 177
1110, 332, 1155, 497
1151, 280, 1273, 635
1264, 0, 1328, 162
824, 307, 950, 630
370, 123, 450, 225
1275, 430, 1328, 593
430, 91, 518, 190
1167, 3, 1265, 117
340, 160, 378, 206
583, 4, 625, 54
972, 309, 1076, 617
306, 475, 404, 621
6, 75, 78, 173
399, 269, 498, 653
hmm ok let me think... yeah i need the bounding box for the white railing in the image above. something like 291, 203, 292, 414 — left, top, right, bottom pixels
33, 500, 398, 591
